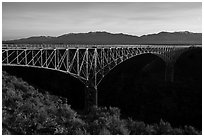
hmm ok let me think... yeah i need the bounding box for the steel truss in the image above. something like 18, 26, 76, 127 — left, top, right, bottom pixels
2, 44, 199, 108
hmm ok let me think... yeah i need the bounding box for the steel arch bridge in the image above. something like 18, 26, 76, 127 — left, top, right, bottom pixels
2, 44, 201, 108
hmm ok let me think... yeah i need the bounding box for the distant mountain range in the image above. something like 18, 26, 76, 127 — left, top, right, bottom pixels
2, 31, 202, 45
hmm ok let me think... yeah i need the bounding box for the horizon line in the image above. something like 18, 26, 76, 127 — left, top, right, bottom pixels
2, 30, 202, 41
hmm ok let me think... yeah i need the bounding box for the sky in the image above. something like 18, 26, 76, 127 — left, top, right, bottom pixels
2, 2, 202, 40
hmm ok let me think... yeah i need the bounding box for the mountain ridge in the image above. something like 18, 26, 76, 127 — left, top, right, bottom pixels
3, 31, 202, 45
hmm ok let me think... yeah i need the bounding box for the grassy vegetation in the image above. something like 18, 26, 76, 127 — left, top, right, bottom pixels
2, 71, 201, 135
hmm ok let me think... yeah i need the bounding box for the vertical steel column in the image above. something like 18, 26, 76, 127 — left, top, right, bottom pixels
86, 48, 89, 80
101, 48, 104, 77
66, 48, 69, 72
77, 49, 80, 76
112, 48, 115, 63
16, 50, 19, 64
115, 48, 118, 61
94, 48, 98, 106
115, 48, 119, 64
45, 50, 47, 67
84, 48, 99, 111
6, 50, 9, 64
127, 47, 130, 59
31, 50, 34, 66
25, 50, 27, 65
121, 48, 124, 61
57, 49, 60, 69
54, 49, 57, 69
84, 48, 89, 111
109, 48, 111, 64
40, 49, 43, 67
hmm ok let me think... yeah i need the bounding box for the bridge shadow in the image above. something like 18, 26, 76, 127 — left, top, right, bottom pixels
2, 66, 85, 111
98, 49, 202, 130
98, 53, 166, 122
175, 48, 202, 83
173, 48, 202, 129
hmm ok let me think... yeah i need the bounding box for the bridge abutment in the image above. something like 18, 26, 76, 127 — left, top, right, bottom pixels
84, 84, 98, 111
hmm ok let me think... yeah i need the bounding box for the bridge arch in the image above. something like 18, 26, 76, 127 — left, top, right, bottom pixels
96, 52, 167, 86
2, 63, 87, 85
2, 65, 86, 110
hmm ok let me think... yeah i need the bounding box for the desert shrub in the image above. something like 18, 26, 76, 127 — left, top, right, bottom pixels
84, 106, 129, 135
153, 119, 174, 134
2, 71, 202, 135
99, 127, 111, 135
2, 71, 86, 135
183, 125, 201, 135
126, 118, 156, 134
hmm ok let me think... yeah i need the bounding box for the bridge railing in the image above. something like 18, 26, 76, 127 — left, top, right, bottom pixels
2, 44, 147, 49
2, 44, 74, 49
2, 44, 201, 49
